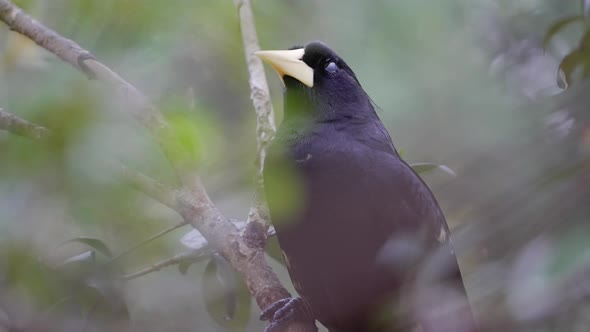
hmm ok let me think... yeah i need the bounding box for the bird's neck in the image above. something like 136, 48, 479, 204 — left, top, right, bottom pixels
283, 97, 377, 124
277, 109, 398, 158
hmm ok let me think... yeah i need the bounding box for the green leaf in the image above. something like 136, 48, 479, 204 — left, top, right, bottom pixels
159, 98, 224, 170
202, 255, 252, 330
409, 162, 456, 177
63, 237, 113, 258
557, 50, 585, 89
543, 16, 585, 50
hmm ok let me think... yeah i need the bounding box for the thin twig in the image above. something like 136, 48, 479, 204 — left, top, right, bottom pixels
118, 221, 276, 278
122, 249, 210, 281
0, 107, 50, 140
107, 221, 189, 265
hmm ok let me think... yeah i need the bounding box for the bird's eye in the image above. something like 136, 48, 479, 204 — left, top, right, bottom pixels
324, 61, 339, 74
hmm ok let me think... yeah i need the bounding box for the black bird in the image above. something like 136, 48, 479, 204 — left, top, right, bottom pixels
256, 41, 478, 332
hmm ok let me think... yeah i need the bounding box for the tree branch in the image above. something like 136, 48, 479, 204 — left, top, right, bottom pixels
0, 107, 50, 140
0, 0, 192, 185
0, 1, 165, 132
234, 0, 276, 180
0, 0, 293, 318
233, 2, 316, 331
234, 0, 276, 232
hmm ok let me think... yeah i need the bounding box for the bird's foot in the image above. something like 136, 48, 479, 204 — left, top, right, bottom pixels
260, 297, 317, 332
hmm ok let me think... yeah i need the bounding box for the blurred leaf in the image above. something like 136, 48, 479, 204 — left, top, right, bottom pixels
56, 250, 99, 284
84, 277, 130, 321
409, 162, 456, 177
202, 255, 251, 329
178, 261, 192, 275
10, 0, 35, 9
61, 250, 95, 266
265, 235, 286, 269
160, 98, 225, 170
43, 296, 80, 317
63, 237, 113, 258
2, 32, 48, 70
557, 50, 585, 89
163, 114, 203, 167
180, 229, 210, 250
181, 221, 247, 250
543, 16, 585, 50
507, 236, 557, 321
264, 156, 305, 224
46, 244, 129, 323
177, 251, 212, 275
2, 246, 63, 306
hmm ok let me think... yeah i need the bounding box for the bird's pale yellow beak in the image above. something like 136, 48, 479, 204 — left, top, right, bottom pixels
255, 48, 314, 88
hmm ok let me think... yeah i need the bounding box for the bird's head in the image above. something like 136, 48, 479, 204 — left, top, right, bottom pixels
256, 41, 373, 121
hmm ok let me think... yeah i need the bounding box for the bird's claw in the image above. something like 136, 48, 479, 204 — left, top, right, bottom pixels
261, 297, 316, 332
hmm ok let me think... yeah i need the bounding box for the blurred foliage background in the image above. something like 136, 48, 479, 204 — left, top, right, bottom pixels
1, 0, 589, 331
